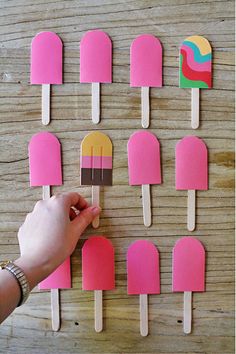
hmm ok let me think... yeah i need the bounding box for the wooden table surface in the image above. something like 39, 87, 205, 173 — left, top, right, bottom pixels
0, 1, 234, 353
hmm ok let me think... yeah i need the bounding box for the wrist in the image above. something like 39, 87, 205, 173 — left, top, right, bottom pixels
14, 256, 51, 290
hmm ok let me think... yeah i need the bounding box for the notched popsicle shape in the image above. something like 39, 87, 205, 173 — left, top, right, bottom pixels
175, 136, 208, 191
82, 236, 115, 291
39, 258, 71, 289
31, 31, 63, 84
127, 240, 160, 295
28, 131, 62, 187
179, 35, 212, 89
128, 131, 162, 186
172, 237, 205, 292
80, 131, 112, 186
80, 30, 112, 83
130, 34, 163, 87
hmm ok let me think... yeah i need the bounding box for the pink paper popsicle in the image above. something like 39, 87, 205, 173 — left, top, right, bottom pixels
127, 240, 160, 336
128, 131, 161, 186
80, 30, 112, 83
39, 258, 71, 289
80, 30, 112, 124
127, 240, 160, 295
31, 31, 63, 125
31, 31, 63, 84
176, 136, 208, 190
82, 235, 115, 333
82, 236, 115, 290
29, 132, 62, 187
172, 236, 205, 334
130, 34, 162, 128
130, 34, 163, 87
127, 131, 162, 227
173, 237, 205, 292
176, 136, 208, 232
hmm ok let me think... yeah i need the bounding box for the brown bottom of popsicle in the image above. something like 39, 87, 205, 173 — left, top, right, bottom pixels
81, 168, 112, 186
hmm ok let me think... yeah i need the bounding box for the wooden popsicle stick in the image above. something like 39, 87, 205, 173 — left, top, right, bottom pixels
183, 291, 192, 334
140, 294, 148, 337
142, 184, 151, 227
42, 185, 50, 201
94, 290, 103, 332
51, 289, 60, 331
141, 86, 150, 128
42, 84, 50, 126
191, 88, 199, 129
42, 185, 61, 332
92, 82, 100, 124
187, 190, 196, 232
92, 185, 100, 229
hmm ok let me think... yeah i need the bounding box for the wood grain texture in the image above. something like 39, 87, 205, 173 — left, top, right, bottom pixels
0, 0, 234, 353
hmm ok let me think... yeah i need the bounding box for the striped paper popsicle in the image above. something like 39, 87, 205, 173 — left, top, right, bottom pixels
80, 132, 113, 228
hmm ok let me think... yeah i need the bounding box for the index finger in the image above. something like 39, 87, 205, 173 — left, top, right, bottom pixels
56, 192, 89, 211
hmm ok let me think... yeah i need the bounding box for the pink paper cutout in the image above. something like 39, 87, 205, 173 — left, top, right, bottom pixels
81, 156, 112, 169
128, 131, 162, 185
80, 30, 112, 83
29, 132, 62, 186
176, 136, 208, 190
31, 31, 63, 84
127, 240, 160, 295
82, 236, 115, 290
172, 237, 205, 292
39, 257, 71, 289
130, 34, 163, 87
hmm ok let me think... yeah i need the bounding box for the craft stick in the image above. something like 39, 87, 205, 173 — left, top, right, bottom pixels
191, 88, 199, 129
141, 87, 150, 128
187, 190, 196, 232
42, 184, 61, 331
94, 290, 103, 332
140, 294, 148, 336
142, 184, 151, 227
51, 289, 60, 331
92, 185, 100, 228
92, 82, 100, 124
42, 84, 50, 125
183, 291, 192, 334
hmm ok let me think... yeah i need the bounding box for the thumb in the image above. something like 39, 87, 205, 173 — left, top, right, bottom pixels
71, 206, 101, 237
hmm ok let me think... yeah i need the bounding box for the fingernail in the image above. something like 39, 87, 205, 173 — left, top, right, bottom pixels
90, 206, 101, 215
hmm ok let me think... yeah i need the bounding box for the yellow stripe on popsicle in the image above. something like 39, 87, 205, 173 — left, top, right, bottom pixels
81, 131, 112, 156
185, 36, 211, 55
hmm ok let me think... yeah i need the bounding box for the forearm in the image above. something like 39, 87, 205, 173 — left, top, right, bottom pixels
0, 257, 49, 324
0, 268, 21, 324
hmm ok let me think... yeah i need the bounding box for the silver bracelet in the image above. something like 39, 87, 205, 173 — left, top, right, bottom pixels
0, 261, 30, 306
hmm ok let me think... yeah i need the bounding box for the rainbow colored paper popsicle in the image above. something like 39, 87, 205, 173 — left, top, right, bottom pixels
80, 131, 113, 228
128, 131, 162, 227
31, 31, 63, 125
179, 35, 212, 129
127, 240, 160, 336
82, 236, 115, 332
173, 237, 205, 334
130, 34, 163, 128
176, 136, 208, 231
29, 132, 71, 331
80, 30, 112, 124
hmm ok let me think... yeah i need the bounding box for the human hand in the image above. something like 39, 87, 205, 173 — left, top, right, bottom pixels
15, 192, 100, 289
